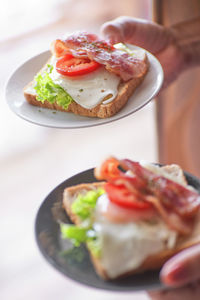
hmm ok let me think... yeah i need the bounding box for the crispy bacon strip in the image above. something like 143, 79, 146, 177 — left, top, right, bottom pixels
95, 157, 200, 235
121, 159, 200, 218
146, 195, 192, 235
52, 31, 147, 81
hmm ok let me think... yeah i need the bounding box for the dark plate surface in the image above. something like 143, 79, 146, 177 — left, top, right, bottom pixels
35, 168, 200, 291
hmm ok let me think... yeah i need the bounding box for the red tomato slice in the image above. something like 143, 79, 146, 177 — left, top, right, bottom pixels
105, 182, 152, 210
100, 157, 120, 179
56, 54, 101, 76
101, 196, 156, 223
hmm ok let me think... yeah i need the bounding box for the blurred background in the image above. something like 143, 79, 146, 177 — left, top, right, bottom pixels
0, 1, 154, 299
1, 0, 200, 299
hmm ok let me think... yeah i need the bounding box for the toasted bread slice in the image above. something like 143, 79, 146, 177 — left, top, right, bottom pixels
23, 53, 148, 119
62, 168, 200, 280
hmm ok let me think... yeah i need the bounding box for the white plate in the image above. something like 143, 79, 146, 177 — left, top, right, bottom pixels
5, 46, 163, 129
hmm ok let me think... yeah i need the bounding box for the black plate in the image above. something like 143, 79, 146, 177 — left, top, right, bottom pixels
35, 168, 200, 292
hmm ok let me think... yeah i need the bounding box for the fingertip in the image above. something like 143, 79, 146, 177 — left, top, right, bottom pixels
100, 21, 123, 44
160, 245, 200, 288
160, 261, 188, 287
100, 34, 120, 45
100, 21, 112, 37
106, 36, 119, 45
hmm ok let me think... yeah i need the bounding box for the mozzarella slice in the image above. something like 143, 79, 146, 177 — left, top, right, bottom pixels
93, 211, 177, 278
50, 57, 121, 109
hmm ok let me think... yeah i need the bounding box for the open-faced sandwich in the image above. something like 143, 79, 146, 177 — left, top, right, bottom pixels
61, 157, 200, 280
24, 32, 149, 118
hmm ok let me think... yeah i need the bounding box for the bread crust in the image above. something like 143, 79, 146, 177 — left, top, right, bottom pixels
24, 55, 148, 118
62, 182, 200, 280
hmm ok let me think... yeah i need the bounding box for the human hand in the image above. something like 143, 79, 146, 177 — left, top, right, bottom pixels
148, 244, 200, 300
101, 16, 187, 88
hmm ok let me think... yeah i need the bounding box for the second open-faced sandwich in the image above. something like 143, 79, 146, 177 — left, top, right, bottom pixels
60, 157, 200, 280
24, 32, 149, 118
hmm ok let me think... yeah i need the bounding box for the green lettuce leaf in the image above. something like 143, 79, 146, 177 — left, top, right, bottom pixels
34, 64, 74, 109
71, 188, 105, 220
60, 188, 105, 257
61, 224, 88, 247
60, 224, 101, 257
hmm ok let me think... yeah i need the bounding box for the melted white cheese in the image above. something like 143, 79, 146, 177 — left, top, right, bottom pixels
49, 57, 120, 109
25, 56, 121, 110
92, 161, 182, 278
94, 195, 177, 278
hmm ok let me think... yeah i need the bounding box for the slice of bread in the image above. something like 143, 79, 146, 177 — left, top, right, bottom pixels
62, 168, 200, 280
24, 54, 148, 119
